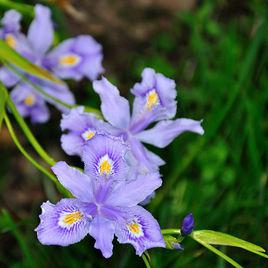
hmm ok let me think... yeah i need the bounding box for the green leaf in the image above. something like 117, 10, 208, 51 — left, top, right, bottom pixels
0, 0, 34, 17
192, 230, 267, 257
0, 82, 8, 130
0, 40, 63, 84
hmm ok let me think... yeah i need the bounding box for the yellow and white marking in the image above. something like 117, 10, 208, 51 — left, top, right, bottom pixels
59, 54, 81, 67
98, 154, 114, 176
82, 129, 95, 141
24, 94, 36, 107
5, 34, 16, 48
145, 89, 159, 110
127, 221, 144, 238
59, 211, 83, 228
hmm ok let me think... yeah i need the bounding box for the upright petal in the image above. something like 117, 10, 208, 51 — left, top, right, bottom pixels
115, 206, 165, 256
93, 77, 130, 129
89, 215, 115, 258
52, 161, 94, 202
0, 67, 20, 87
28, 4, 53, 55
35, 199, 92, 246
130, 68, 177, 126
136, 118, 204, 148
1, 9, 22, 32
107, 172, 162, 207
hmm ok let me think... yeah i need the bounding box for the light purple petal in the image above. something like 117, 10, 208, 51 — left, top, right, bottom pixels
72, 35, 102, 55
61, 133, 84, 156
145, 149, 165, 167
131, 68, 177, 124
35, 199, 91, 246
93, 77, 130, 129
52, 161, 94, 202
79, 55, 104, 81
28, 4, 53, 54
89, 215, 115, 258
82, 134, 136, 182
107, 172, 162, 207
115, 206, 165, 256
136, 118, 204, 148
10, 83, 50, 124
0, 67, 20, 87
1, 9, 22, 32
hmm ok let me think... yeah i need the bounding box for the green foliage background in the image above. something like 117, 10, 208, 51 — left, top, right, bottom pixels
0, 0, 267, 267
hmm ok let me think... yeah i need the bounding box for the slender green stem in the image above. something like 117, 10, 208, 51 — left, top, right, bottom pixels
4, 113, 57, 184
6, 96, 56, 166
4, 113, 71, 196
5, 62, 102, 117
141, 254, 151, 268
161, 229, 181, 235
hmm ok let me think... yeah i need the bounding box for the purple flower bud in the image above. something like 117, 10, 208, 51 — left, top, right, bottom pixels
181, 213, 194, 236
172, 242, 184, 250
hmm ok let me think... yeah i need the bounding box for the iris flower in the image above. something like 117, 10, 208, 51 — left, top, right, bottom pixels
36, 135, 164, 257
0, 5, 103, 123
61, 68, 204, 171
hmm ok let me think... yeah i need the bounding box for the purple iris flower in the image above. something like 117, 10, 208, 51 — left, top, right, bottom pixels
1, 4, 103, 123
181, 213, 194, 236
43, 35, 104, 81
91, 68, 204, 171
36, 135, 164, 258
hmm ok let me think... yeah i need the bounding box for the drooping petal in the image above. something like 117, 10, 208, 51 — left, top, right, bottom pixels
52, 161, 94, 202
115, 206, 165, 256
135, 118, 204, 148
35, 199, 92, 246
82, 134, 136, 183
107, 172, 162, 207
61, 133, 84, 156
144, 149, 165, 167
93, 77, 130, 129
89, 215, 115, 258
28, 4, 53, 55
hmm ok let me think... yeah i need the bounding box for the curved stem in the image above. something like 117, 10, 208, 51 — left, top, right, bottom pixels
4, 113, 55, 183
6, 96, 56, 166
161, 229, 181, 235
141, 254, 151, 268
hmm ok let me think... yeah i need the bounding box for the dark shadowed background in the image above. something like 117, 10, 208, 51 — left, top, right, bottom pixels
0, 0, 267, 267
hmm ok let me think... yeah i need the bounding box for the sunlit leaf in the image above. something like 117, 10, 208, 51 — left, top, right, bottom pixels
0, 82, 8, 130
0, 40, 63, 84
192, 230, 267, 256
0, 0, 34, 17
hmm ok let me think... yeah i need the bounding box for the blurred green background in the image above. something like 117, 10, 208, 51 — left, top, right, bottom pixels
0, 0, 267, 267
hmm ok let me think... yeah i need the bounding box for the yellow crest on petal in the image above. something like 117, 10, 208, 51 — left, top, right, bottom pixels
62, 211, 82, 225
59, 54, 81, 67
5, 34, 16, 49
24, 94, 36, 107
146, 90, 159, 110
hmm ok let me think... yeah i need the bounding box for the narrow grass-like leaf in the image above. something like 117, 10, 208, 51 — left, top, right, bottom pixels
0, 40, 62, 84
0, 0, 34, 17
0, 81, 7, 130
192, 230, 267, 255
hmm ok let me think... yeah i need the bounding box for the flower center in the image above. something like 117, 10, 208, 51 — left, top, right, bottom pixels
98, 154, 114, 176
146, 89, 159, 110
5, 34, 16, 48
62, 211, 82, 225
82, 129, 95, 141
24, 94, 36, 107
59, 54, 81, 67
127, 221, 143, 237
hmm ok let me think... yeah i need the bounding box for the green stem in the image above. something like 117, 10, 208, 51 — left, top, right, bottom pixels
5, 62, 101, 117
161, 229, 181, 235
4, 113, 71, 196
141, 254, 151, 268
6, 96, 56, 166
4, 113, 56, 183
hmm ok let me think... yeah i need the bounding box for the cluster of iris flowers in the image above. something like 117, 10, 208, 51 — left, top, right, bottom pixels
0, 5, 203, 258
